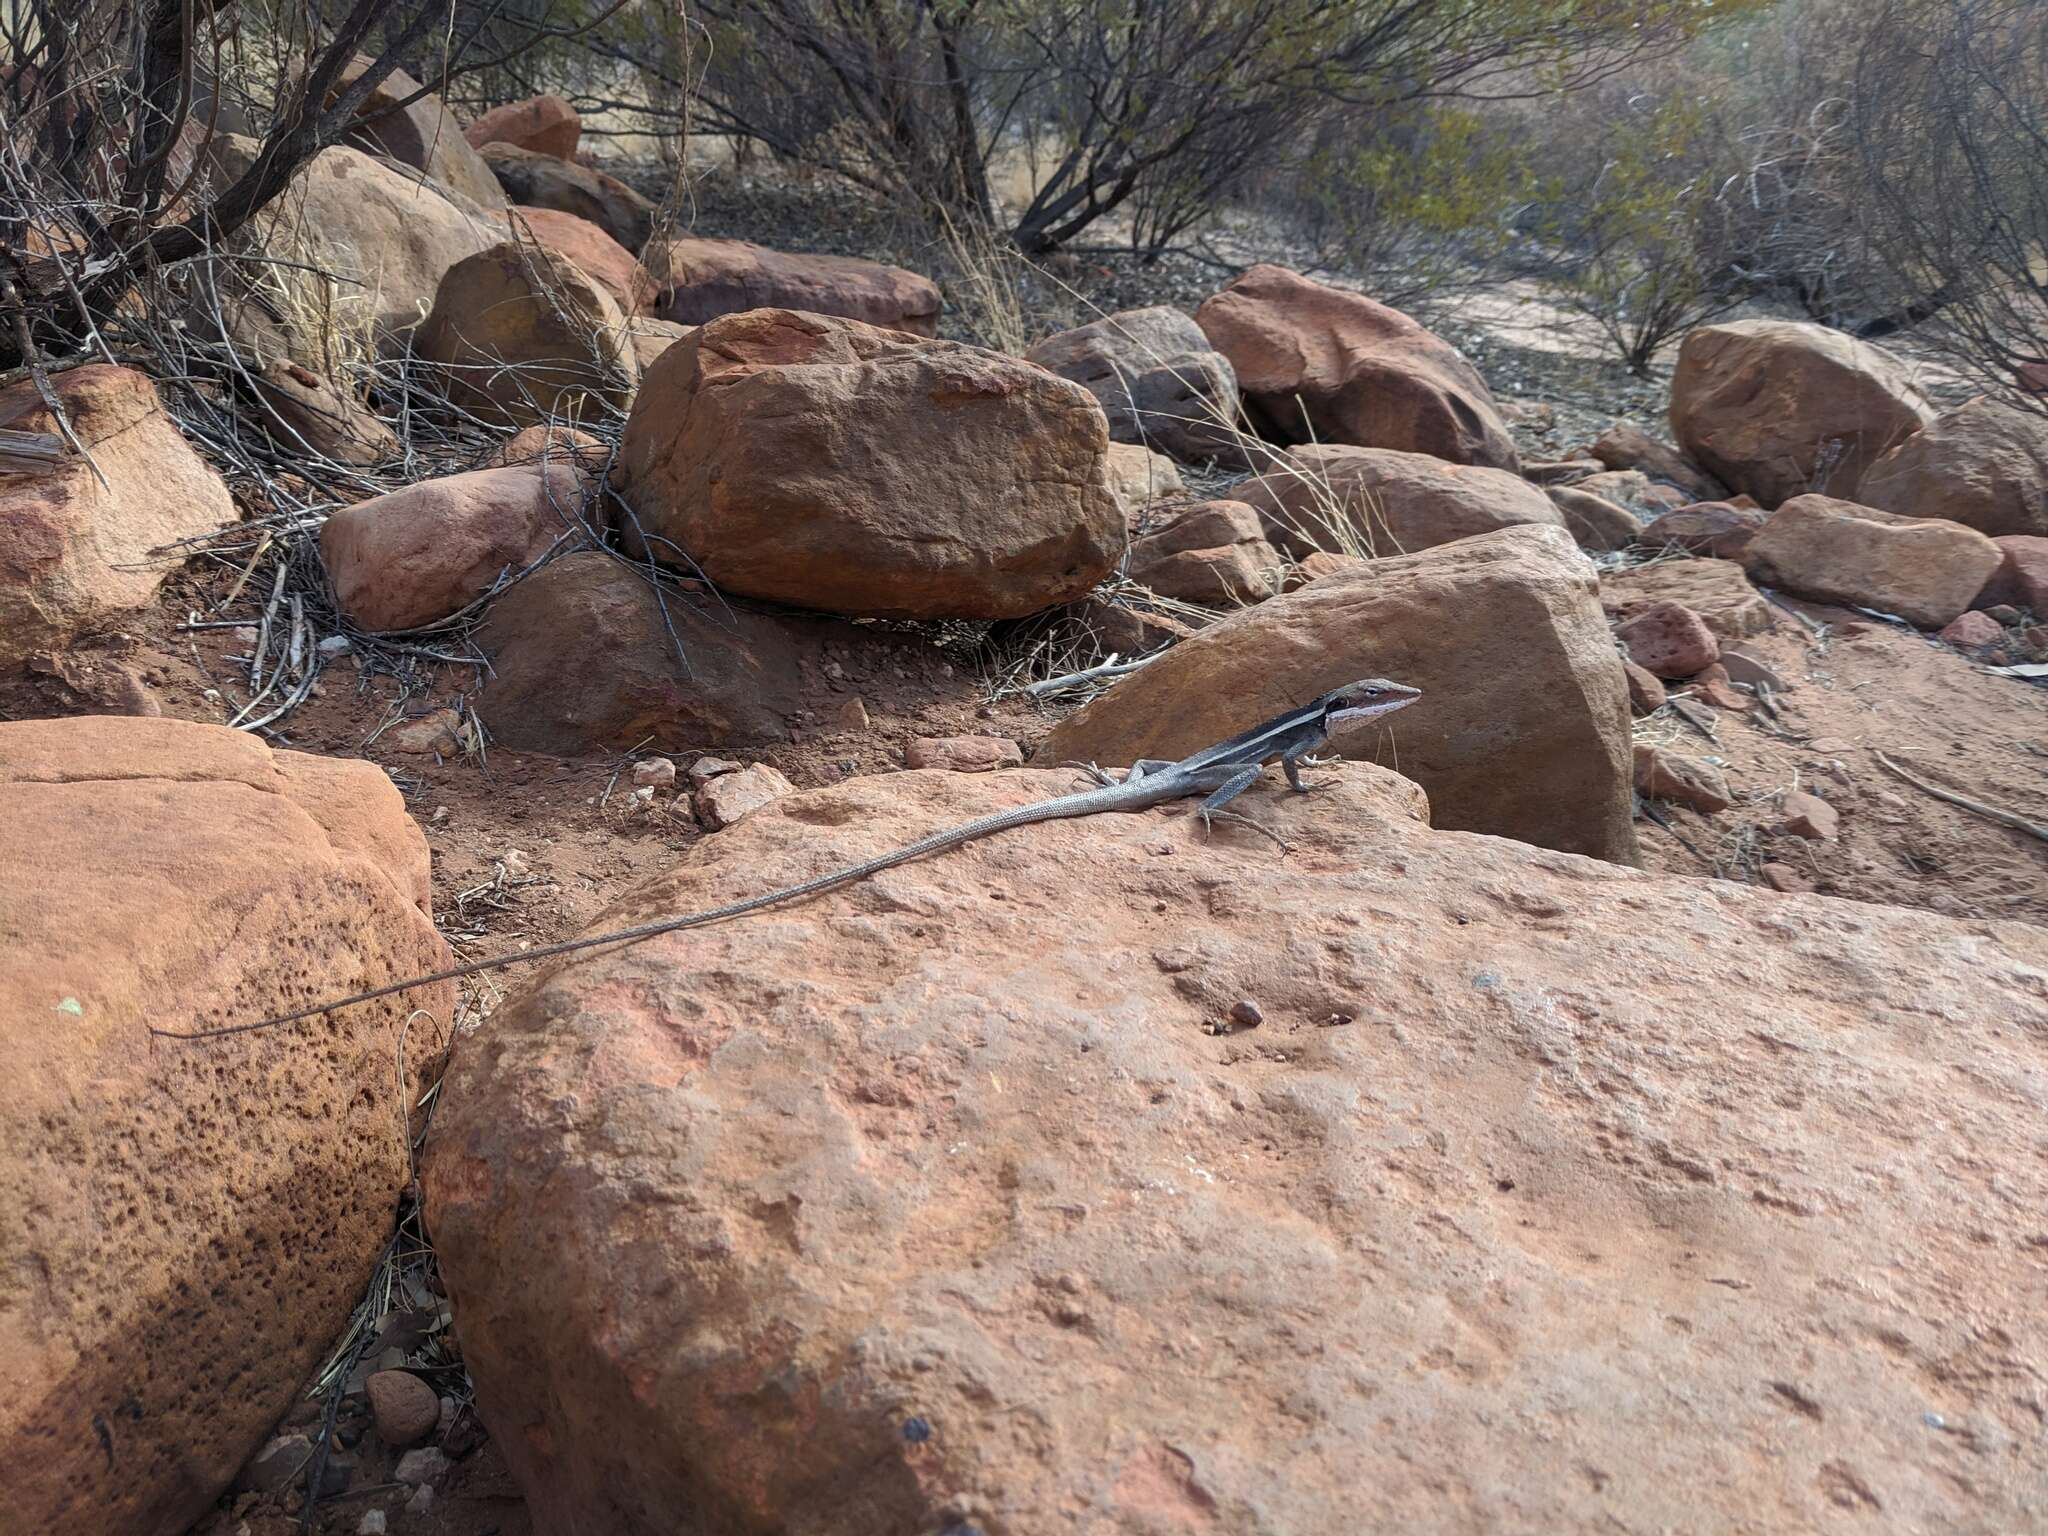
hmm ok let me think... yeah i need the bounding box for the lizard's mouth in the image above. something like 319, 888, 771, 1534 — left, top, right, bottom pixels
1326, 684, 1421, 729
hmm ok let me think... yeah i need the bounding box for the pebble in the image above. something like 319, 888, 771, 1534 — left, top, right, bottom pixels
393, 1447, 451, 1487
1778, 790, 1840, 841
366, 1369, 440, 1450
356, 1512, 387, 1535
836, 696, 871, 731
1760, 862, 1815, 893
317, 634, 353, 656
405, 1485, 436, 1518
696, 762, 796, 830
633, 756, 678, 790
1229, 999, 1264, 1026
689, 755, 742, 788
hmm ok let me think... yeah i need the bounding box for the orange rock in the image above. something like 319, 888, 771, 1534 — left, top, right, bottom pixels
421, 762, 2048, 1534
466, 94, 580, 160
1603, 558, 1775, 639
2, 717, 450, 1534
1589, 421, 1727, 501
1745, 494, 2002, 628
0, 366, 234, 665
1670, 319, 1934, 505
694, 762, 795, 828
330, 55, 506, 209
645, 237, 941, 335
1778, 789, 1840, 840
1548, 484, 1642, 552
903, 735, 1023, 772
1858, 394, 2048, 537
1024, 305, 1244, 465
1196, 264, 1519, 470
1042, 524, 1636, 862
616, 310, 1123, 620
479, 143, 655, 253
1977, 535, 2048, 613
499, 206, 657, 314
1637, 500, 1766, 561
1616, 601, 1720, 679
1632, 742, 1732, 812
1231, 443, 1563, 560
1127, 500, 1279, 605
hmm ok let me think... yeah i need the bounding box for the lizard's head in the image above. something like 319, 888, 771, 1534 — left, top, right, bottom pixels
1322, 678, 1422, 729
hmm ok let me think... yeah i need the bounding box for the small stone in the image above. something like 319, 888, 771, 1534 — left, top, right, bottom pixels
405, 1484, 435, 1517
1623, 660, 1666, 716
356, 1511, 387, 1535
232, 625, 260, 646
366, 1369, 440, 1450
688, 756, 741, 788
903, 735, 1024, 773
393, 1447, 451, 1487
1938, 610, 2006, 650
1229, 999, 1263, 1027
695, 762, 795, 830
632, 756, 678, 790
388, 708, 464, 756
1979, 603, 2024, 626
1717, 647, 1788, 692
1779, 790, 1840, 841
1632, 744, 1732, 814
1616, 601, 1720, 679
499, 848, 530, 878
317, 634, 353, 656
836, 696, 870, 731
1688, 664, 1748, 712
2021, 625, 2048, 660
237, 1433, 312, 1495
1761, 862, 1815, 893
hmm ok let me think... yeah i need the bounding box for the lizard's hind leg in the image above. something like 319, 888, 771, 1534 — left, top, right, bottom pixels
1193, 766, 1291, 851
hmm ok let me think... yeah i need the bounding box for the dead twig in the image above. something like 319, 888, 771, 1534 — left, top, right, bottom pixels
1875, 751, 2048, 844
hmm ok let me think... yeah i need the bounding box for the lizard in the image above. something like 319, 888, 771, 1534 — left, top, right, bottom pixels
155, 677, 1420, 1041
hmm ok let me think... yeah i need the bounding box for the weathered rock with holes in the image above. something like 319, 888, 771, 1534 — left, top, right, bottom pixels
1024, 306, 1243, 464
1, 716, 449, 1536
0, 366, 236, 666
498, 206, 656, 315
1127, 501, 1280, 606
1589, 422, 1728, 502
1856, 394, 2048, 538
465, 95, 580, 160
1669, 320, 1935, 506
1042, 523, 1634, 861
1744, 494, 2002, 628
1230, 444, 1563, 560
478, 552, 816, 753
1616, 601, 1720, 679
1602, 558, 1775, 639
415, 242, 638, 429
616, 310, 1121, 620
479, 143, 655, 253
646, 238, 941, 336
1195, 264, 1518, 470
331, 55, 507, 209
422, 759, 2047, 1535
322, 463, 590, 633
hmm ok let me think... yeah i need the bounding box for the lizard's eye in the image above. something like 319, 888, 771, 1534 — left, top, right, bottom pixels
1360, 687, 1380, 699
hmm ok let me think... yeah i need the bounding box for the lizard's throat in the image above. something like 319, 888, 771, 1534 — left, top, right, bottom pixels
1327, 702, 1408, 729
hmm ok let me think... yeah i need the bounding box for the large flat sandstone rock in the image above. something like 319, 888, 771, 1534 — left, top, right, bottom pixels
1041, 523, 1635, 862
423, 764, 2048, 1535
0, 717, 453, 1535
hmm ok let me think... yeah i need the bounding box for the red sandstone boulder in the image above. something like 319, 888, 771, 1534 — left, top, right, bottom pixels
1856, 394, 2048, 537
646, 237, 942, 335
1977, 535, 2048, 613
1024, 305, 1244, 464
331, 55, 506, 209
480, 142, 656, 253
1589, 421, 1727, 501
1616, 601, 1720, 679
466, 94, 580, 160
498, 206, 656, 314
1744, 494, 2002, 628
1230, 443, 1563, 559
1195, 264, 1519, 471
1126, 500, 1281, 605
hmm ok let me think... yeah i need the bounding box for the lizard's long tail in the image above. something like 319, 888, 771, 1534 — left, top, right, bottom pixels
152, 777, 1166, 1041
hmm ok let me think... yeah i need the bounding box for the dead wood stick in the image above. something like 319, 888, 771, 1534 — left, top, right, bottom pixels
1875, 751, 2048, 844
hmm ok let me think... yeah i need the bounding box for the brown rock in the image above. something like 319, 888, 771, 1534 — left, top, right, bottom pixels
1062, 596, 1201, 654
1857, 394, 2048, 537
1686, 663, 1748, 711
421, 762, 2047, 1535
623, 316, 694, 375
1285, 550, 1372, 590
633, 757, 679, 790
499, 206, 656, 314
366, 1371, 441, 1450
646, 237, 941, 336
466, 95, 580, 160
695, 762, 794, 829
1571, 469, 1657, 512
1616, 601, 1719, 679
1590, 422, 1727, 502
1547, 484, 1642, 552
1102, 441, 1186, 521
1023, 306, 1243, 464
243, 359, 399, 467
616, 310, 1122, 621
212, 137, 499, 347
1632, 743, 1732, 813
1195, 264, 1519, 470
1670, 320, 1935, 505
387, 708, 466, 756
483, 424, 607, 473
478, 552, 818, 753
2, 717, 449, 1536
1128, 501, 1280, 605
1938, 611, 2006, 650
322, 464, 591, 634
903, 736, 1024, 772
1230, 444, 1563, 560
1637, 501, 1767, 561
1041, 524, 1635, 861
1623, 660, 1666, 716
479, 143, 655, 253
688, 756, 741, 788
1778, 790, 1840, 840
0, 366, 235, 665
415, 242, 638, 429
331, 55, 507, 209
1603, 558, 1775, 639
1760, 861, 1814, 893
1717, 647, 1788, 691
1976, 535, 2048, 613
1521, 458, 1607, 486
1745, 494, 2002, 629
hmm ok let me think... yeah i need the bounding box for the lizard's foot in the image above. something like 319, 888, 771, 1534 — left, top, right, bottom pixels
1197, 807, 1292, 853
1056, 759, 1118, 788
